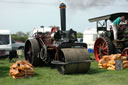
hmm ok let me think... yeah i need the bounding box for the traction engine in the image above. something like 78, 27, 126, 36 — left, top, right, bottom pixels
89, 13, 128, 62
24, 3, 92, 74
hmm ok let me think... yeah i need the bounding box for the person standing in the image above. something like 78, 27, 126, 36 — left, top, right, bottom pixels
111, 16, 125, 40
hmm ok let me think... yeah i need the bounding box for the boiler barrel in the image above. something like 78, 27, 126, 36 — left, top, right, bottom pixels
57, 48, 91, 74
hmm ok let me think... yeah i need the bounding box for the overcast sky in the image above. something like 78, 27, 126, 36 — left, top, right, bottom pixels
0, 0, 128, 33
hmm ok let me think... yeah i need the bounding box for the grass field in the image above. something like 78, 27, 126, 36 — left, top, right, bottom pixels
0, 55, 128, 85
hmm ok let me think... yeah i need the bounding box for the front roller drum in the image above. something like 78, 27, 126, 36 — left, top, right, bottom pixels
56, 48, 91, 74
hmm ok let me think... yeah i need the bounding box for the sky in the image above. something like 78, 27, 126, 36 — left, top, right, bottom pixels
0, 0, 128, 33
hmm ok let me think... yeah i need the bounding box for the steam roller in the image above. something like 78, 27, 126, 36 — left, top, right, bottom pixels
24, 3, 93, 74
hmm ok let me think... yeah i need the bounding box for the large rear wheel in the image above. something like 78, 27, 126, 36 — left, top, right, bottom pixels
94, 37, 114, 62
24, 39, 43, 66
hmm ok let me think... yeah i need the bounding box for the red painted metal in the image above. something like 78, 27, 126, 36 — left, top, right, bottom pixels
42, 32, 52, 46
94, 38, 109, 62
122, 48, 128, 56
51, 27, 59, 33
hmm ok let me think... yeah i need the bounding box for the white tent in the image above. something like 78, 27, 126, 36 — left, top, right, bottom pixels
83, 28, 98, 50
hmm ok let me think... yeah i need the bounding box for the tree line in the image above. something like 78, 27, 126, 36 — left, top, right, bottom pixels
11, 31, 30, 42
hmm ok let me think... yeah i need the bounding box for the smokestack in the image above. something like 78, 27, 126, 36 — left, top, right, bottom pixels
59, 3, 66, 31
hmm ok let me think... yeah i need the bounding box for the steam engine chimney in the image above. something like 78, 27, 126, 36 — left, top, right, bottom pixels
59, 3, 66, 31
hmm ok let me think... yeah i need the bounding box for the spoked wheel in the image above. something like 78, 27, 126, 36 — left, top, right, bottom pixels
122, 48, 128, 56
94, 37, 114, 62
24, 39, 43, 66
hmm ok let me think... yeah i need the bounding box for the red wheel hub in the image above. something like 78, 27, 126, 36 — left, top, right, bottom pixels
94, 38, 109, 62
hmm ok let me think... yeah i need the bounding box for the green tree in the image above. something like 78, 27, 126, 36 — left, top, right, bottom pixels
77, 32, 83, 38
12, 31, 29, 42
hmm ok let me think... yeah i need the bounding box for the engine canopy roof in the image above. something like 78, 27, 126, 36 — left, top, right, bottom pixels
89, 12, 128, 22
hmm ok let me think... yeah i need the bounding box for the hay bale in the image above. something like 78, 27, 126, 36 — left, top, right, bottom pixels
9, 60, 34, 79
98, 54, 125, 70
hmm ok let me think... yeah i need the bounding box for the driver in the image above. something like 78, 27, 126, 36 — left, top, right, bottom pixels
111, 16, 125, 40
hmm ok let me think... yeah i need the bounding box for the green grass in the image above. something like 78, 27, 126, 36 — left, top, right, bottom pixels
0, 55, 128, 85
